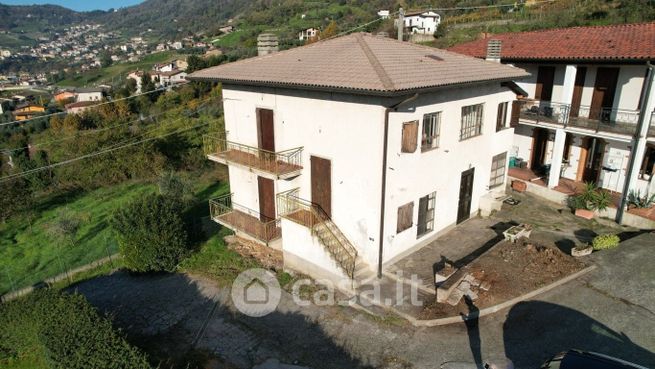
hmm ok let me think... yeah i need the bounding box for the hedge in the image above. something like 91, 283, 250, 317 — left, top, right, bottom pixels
0, 289, 151, 369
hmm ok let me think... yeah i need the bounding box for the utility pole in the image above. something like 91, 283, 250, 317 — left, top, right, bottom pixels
397, 8, 405, 41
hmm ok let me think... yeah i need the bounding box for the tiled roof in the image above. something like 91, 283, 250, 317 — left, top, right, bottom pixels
187, 33, 528, 96
447, 22, 655, 62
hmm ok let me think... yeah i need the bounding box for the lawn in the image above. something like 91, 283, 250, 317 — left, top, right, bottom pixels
0, 172, 229, 295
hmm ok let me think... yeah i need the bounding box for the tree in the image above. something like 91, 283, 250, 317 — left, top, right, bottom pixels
140, 72, 156, 93
111, 194, 190, 272
322, 20, 338, 39
158, 171, 194, 204
47, 209, 82, 248
99, 51, 113, 68
0, 178, 33, 222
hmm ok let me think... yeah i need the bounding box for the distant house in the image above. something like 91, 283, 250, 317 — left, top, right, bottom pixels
218, 25, 234, 34
377, 10, 390, 19
74, 88, 104, 102
13, 103, 45, 121
298, 28, 319, 41
54, 90, 76, 102
403, 11, 441, 35
172, 41, 184, 50
157, 70, 188, 87
65, 101, 96, 115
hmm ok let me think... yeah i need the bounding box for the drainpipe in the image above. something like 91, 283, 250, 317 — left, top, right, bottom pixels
617, 61, 654, 224
378, 93, 419, 279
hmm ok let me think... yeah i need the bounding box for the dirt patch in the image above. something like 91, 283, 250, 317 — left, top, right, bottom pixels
227, 235, 283, 271
420, 237, 586, 320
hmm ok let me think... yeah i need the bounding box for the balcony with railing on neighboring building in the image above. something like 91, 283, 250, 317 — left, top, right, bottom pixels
209, 194, 281, 244
516, 100, 647, 137
203, 134, 303, 180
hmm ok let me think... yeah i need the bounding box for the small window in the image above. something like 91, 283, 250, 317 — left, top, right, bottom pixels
401, 120, 419, 153
396, 202, 414, 233
639, 145, 655, 180
417, 192, 436, 238
421, 112, 441, 151
489, 152, 508, 188
496, 102, 508, 132
461, 103, 484, 140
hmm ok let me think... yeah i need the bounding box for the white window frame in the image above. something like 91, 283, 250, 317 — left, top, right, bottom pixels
460, 103, 484, 140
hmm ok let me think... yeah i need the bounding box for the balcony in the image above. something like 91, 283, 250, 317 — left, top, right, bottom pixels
517, 100, 647, 137
209, 194, 281, 244
203, 134, 303, 180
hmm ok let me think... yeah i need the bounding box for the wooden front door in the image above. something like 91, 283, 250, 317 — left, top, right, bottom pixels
570, 67, 587, 118
581, 137, 605, 183
535, 66, 556, 101
257, 108, 275, 152
457, 168, 475, 224
530, 128, 549, 170
257, 176, 275, 221
590, 68, 619, 121
311, 155, 332, 218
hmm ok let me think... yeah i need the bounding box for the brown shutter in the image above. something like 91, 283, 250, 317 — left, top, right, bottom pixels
396, 202, 414, 233
401, 121, 419, 153
510, 101, 521, 127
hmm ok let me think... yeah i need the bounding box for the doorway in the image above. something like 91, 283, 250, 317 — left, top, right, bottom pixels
257, 108, 275, 151
579, 137, 606, 183
311, 155, 332, 218
570, 67, 587, 118
535, 66, 555, 101
590, 68, 619, 121
530, 128, 550, 171
257, 176, 275, 221
457, 168, 475, 224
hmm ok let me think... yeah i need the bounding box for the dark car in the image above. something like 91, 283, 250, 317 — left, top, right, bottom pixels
541, 350, 651, 369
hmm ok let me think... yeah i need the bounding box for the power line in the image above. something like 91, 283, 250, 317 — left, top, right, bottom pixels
421, 0, 556, 12
1, 96, 219, 153
0, 86, 169, 127
0, 119, 211, 184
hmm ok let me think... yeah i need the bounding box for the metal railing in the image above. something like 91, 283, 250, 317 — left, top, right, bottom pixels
203, 134, 303, 177
517, 100, 570, 125
276, 190, 357, 279
209, 194, 281, 243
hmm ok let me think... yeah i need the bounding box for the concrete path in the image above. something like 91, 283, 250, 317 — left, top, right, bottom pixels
72, 232, 655, 369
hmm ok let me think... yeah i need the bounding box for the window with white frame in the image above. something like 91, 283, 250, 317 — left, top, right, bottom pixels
417, 192, 436, 238
422, 112, 441, 151
489, 152, 508, 188
460, 103, 484, 140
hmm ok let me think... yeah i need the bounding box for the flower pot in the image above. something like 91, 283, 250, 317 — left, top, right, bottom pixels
571, 246, 593, 257
575, 208, 595, 219
512, 180, 527, 193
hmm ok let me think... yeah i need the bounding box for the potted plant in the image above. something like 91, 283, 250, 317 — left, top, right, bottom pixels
571, 243, 593, 257
570, 182, 611, 219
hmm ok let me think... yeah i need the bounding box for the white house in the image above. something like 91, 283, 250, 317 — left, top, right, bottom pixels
188, 33, 527, 286
74, 87, 104, 102
403, 11, 441, 35
449, 23, 655, 208
298, 28, 319, 41
377, 10, 390, 19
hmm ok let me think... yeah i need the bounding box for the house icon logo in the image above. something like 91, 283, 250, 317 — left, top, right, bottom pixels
231, 268, 281, 317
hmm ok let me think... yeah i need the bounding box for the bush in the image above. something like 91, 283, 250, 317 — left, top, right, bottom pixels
0, 289, 151, 369
111, 194, 190, 272
570, 182, 611, 211
592, 234, 620, 250
627, 189, 655, 209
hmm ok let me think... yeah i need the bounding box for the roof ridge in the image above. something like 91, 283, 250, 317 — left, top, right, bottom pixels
354, 33, 395, 91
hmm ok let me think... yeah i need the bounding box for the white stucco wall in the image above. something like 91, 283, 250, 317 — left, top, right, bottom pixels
382, 84, 516, 263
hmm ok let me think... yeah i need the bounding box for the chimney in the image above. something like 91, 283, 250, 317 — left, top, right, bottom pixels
486, 39, 502, 63
257, 33, 279, 56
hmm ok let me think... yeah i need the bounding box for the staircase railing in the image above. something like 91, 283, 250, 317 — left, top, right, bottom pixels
277, 190, 357, 279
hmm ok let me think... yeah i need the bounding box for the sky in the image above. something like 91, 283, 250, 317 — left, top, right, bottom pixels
1, 0, 144, 12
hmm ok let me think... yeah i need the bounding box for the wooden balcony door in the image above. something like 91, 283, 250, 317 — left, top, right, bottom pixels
569, 67, 587, 118
257, 108, 275, 152
535, 66, 555, 102
590, 68, 619, 121
311, 155, 331, 218
258, 176, 275, 222
457, 168, 475, 224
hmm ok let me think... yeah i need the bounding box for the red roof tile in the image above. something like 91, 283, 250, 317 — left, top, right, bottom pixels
447, 22, 655, 62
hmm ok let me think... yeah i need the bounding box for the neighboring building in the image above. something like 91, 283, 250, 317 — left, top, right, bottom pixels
157, 70, 188, 86
298, 27, 319, 41
0, 98, 12, 114
377, 10, 390, 19
188, 33, 527, 286
218, 25, 234, 34
13, 103, 45, 121
403, 11, 441, 35
449, 23, 655, 200
0, 50, 10, 58
75, 87, 104, 102
54, 90, 76, 102
172, 41, 184, 50
65, 101, 96, 115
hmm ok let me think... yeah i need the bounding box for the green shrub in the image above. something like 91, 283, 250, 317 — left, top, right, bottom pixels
111, 194, 190, 272
627, 189, 655, 209
0, 289, 151, 369
592, 234, 620, 250
570, 182, 611, 211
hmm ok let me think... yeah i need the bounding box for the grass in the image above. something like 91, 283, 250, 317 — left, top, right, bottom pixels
56, 51, 183, 88
0, 171, 230, 295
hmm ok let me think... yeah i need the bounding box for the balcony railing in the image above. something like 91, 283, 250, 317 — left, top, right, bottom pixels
276, 189, 357, 279
516, 100, 645, 136
209, 194, 281, 243
203, 134, 303, 179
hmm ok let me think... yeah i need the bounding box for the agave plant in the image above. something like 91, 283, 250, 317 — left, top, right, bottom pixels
627, 190, 655, 209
